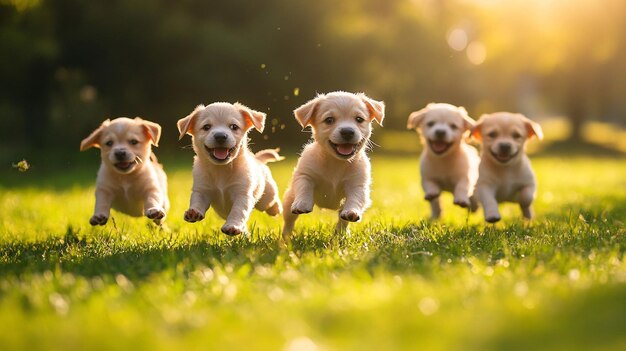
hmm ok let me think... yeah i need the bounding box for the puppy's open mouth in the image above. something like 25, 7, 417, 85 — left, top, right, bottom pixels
490, 149, 519, 163
205, 145, 237, 163
428, 140, 452, 155
329, 140, 364, 159
114, 161, 136, 172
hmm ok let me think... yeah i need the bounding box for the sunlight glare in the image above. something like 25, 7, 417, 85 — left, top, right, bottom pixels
447, 28, 468, 51
466, 41, 486, 65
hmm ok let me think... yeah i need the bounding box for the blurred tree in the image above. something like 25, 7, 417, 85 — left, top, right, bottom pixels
1, 0, 625, 155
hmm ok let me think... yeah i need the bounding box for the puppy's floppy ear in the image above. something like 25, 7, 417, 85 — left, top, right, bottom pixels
235, 102, 266, 133
135, 118, 161, 146
458, 106, 476, 130
470, 114, 487, 141
521, 114, 544, 140
294, 94, 323, 128
358, 93, 385, 125
177, 105, 204, 140
80, 119, 110, 151
407, 106, 429, 130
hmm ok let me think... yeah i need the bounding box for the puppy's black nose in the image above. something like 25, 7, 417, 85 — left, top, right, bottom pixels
499, 143, 512, 154
434, 129, 446, 139
114, 150, 127, 161
340, 128, 355, 141
214, 132, 228, 144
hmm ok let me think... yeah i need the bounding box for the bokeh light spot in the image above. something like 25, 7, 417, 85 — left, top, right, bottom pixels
447, 28, 468, 51
466, 41, 487, 65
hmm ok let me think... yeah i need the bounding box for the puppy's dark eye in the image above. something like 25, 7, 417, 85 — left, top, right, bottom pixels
426, 121, 435, 128
230, 124, 239, 131
487, 131, 498, 138
129, 139, 138, 145
450, 124, 459, 130
202, 124, 211, 131
512, 132, 522, 139
105, 140, 113, 147
355, 116, 365, 123
324, 117, 335, 125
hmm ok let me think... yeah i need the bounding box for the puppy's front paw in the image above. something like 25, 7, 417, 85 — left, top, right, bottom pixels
485, 215, 501, 223
89, 214, 108, 226
424, 192, 440, 201
340, 209, 361, 222
221, 223, 245, 236
291, 199, 313, 215
184, 208, 204, 223
453, 197, 471, 208
145, 207, 166, 220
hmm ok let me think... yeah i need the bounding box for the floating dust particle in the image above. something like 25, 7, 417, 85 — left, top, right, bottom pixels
260, 63, 266, 69
293, 88, 300, 96
12, 159, 30, 172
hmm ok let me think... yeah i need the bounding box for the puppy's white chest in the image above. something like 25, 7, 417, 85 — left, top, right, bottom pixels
314, 177, 346, 209
111, 180, 144, 216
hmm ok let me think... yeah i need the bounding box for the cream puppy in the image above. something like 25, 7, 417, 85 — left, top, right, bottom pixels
177, 102, 283, 236
282, 91, 385, 238
471, 112, 543, 223
407, 103, 480, 219
80, 117, 169, 226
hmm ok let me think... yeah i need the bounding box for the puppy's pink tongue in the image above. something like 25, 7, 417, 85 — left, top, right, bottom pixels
430, 141, 448, 153
337, 144, 355, 156
213, 148, 230, 160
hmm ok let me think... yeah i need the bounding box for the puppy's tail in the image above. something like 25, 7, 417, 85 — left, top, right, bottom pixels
255, 148, 285, 164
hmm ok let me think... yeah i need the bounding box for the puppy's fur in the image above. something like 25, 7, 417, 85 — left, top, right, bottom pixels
282, 91, 385, 238
471, 112, 543, 223
80, 117, 169, 225
407, 103, 480, 219
177, 102, 283, 236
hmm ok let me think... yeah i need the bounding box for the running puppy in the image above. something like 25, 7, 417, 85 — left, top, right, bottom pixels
471, 112, 543, 223
282, 91, 385, 238
407, 103, 479, 219
177, 102, 283, 236
80, 117, 169, 225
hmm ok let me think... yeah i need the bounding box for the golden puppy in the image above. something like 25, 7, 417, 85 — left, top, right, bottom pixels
407, 103, 480, 219
177, 102, 283, 236
80, 117, 169, 226
282, 91, 385, 238
471, 112, 543, 223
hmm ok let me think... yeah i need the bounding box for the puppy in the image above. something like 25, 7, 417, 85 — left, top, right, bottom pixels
407, 103, 480, 219
471, 112, 543, 223
282, 91, 385, 238
177, 102, 283, 236
80, 117, 169, 225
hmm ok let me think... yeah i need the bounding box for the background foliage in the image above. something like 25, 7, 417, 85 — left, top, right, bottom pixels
2, 0, 626, 158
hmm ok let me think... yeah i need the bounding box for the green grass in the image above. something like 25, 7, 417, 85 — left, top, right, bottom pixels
1, 154, 626, 351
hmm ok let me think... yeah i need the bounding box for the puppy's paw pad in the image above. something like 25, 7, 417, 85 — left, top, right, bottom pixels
184, 208, 204, 223
291, 201, 313, 215
221, 224, 245, 236
424, 193, 440, 201
89, 214, 108, 226
453, 198, 470, 208
485, 216, 501, 223
340, 210, 361, 222
145, 208, 165, 220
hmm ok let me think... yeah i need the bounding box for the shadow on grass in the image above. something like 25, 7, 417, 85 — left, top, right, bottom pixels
486, 284, 626, 351
1, 204, 624, 283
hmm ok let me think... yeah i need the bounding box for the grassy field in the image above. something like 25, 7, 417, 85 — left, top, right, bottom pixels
1, 152, 626, 351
